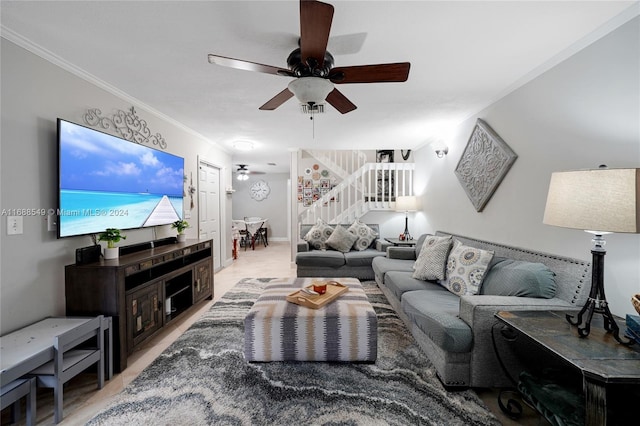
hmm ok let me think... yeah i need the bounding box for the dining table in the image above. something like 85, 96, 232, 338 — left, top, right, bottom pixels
232, 218, 268, 251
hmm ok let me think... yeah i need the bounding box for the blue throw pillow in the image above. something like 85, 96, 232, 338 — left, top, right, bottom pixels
480, 259, 557, 298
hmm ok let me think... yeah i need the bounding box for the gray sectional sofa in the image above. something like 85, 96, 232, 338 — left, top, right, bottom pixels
296, 223, 386, 280
372, 231, 591, 388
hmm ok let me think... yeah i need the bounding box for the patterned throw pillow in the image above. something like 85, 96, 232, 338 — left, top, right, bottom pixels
326, 224, 359, 253
412, 235, 453, 281
348, 220, 378, 251
303, 219, 333, 250
441, 240, 495, 296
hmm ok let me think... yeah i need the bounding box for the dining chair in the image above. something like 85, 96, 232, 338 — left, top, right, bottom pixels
1, 377, 36, 426
29, 315, 105, 424
255, 222, 268, 247
240, 223, 251, 251
244, 217, 263, 250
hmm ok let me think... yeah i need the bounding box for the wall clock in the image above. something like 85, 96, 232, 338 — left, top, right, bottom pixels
250, 180, 270, 201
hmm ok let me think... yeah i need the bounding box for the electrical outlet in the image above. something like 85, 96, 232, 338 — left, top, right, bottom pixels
7, 216, 23, 235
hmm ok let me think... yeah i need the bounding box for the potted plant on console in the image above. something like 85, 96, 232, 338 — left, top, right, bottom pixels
98, 228, 126, 259
172, 219, 189, 242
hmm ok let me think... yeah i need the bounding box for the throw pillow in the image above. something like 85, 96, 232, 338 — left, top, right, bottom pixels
348, 220, 378, 251
326, 224, 359, 253
411, 235, 453, 281
303, 219, 333, 250
481, 259, 557, 298
441, 240, 495, 296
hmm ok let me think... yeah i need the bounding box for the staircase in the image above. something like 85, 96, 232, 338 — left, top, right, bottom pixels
297, 150, 415, 225
305, 149, 368, 179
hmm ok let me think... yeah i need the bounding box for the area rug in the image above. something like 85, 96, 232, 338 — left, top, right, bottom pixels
87, 278, 499, 425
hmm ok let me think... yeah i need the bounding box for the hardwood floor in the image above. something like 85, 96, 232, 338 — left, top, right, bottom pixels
2, 241, 544, 425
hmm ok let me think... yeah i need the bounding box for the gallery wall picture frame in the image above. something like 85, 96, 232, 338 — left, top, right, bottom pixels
454, 119, 517, 212
376, 150, 394, 163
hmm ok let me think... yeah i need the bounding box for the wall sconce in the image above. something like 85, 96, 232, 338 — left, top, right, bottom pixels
435, 147, 448, 158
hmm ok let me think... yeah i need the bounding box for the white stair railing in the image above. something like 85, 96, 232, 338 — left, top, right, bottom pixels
304, 150, 368, 179
298, 162, 415, 225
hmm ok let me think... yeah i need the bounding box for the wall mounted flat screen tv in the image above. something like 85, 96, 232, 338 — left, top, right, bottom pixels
57, 118, 184, 238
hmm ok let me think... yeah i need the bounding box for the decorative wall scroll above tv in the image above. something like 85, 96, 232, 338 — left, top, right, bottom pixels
83, 106, 167, 150
454, 119, 517, 212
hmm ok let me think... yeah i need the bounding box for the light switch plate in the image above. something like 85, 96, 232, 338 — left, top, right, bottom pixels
7, 216, 23, 235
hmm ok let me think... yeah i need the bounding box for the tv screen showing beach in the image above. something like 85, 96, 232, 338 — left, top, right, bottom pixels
58, 119, 184, 238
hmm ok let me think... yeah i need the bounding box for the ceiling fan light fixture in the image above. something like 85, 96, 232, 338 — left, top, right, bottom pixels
288, 77, 334, 108
301, 103, 324, 114
236, 173, 249, 181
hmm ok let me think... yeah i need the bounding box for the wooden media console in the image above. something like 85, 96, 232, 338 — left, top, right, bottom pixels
65, 239, 213, 372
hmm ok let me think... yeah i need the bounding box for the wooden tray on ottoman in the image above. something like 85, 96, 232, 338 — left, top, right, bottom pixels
286, 281, 348, 309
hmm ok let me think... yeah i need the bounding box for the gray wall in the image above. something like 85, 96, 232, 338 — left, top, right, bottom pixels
232, 172, 289, 240
411, 17, 639, 317
1, 40, 233, 334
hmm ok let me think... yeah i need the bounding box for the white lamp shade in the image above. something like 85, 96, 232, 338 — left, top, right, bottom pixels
288, 77, 334, 105
543, 168, 640, 233
395, 196, 418, 212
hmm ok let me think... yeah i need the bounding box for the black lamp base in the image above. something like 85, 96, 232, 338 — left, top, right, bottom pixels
566, 248, 633, 345
401, 214, 412, 240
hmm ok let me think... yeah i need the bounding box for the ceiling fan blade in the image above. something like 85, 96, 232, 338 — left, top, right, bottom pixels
259, 88, 294, 110
208, 54, 293, 77
330, 62, 411, 84
300, 0, 334, 67
326, 88, 357, 114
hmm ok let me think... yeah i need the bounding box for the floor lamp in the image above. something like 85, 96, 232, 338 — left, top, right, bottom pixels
395, 196, 418, 240
543, 167, 639, 345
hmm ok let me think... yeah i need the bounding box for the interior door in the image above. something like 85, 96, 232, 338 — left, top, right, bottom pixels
198, 161, 221, 271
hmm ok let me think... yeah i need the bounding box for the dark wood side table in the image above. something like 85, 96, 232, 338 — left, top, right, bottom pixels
384, 238, 417, 247
496, 310, 640, 426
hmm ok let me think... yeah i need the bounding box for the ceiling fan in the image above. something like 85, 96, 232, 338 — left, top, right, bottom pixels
208, 0, 410, 114
236, 164, 265, 181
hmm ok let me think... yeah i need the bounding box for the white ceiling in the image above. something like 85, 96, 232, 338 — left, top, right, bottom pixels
2, 1, 638, 173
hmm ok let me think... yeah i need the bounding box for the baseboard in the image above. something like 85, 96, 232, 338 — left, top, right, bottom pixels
267, 237, 289, 242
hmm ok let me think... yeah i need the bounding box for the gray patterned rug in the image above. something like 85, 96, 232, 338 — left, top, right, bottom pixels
87, 278, 499, 425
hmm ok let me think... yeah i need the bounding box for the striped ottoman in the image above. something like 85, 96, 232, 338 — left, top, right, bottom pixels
244, 277, 377, 362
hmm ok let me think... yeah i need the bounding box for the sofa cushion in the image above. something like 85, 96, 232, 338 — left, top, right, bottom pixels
295, 250, 345, 268
401, 290, 473, 353
326, 224, 358, 253
384, 271, 443, 300
303, 219, 333, 250
348, 220, 378, 251
481, 259, 557, 298
344, 249, 386, 267
372, 256, 415, 278
412, 235, 453, 281
441, 239, 494, 296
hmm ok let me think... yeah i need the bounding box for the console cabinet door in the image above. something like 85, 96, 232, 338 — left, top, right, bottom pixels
126, 280, 163, 351
193, 260, 213, 303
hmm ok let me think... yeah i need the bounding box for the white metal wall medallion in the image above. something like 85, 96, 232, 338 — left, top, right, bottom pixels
83, 106, 167, 150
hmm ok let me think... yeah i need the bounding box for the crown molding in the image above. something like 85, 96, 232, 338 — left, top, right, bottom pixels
413, 3, 640, 151
1, 25, 221, 150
